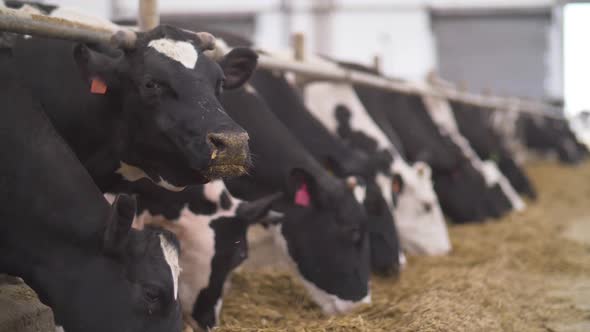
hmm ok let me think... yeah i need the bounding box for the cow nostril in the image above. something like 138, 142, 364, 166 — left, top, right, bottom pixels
207, 134, 227, 152
423, 203, 432, 213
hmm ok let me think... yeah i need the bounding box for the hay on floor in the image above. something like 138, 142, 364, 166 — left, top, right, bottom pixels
217, 162, 590, 332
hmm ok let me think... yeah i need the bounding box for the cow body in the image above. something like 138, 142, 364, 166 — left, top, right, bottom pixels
249, 68, 402, 273
107, 180, 281, 331
220, 86, 371, 315
450, 101, 537, 199
421, 96, 525, 212
0, 49, 182, 332
304, 80, 451, 255
342, 73, 512, 223
519, 115, 588, 164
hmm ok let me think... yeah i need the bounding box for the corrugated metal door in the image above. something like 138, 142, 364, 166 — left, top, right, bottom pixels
431, 9, 551, 99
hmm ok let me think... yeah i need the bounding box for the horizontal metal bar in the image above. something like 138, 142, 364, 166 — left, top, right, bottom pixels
0, 6, 561, 119
257, 54, 563, 119
0, 6, 136, 48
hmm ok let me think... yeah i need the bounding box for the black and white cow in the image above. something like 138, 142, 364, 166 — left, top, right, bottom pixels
421, 95, 525, 212
248, 67, 403, 274
0, 51, 182, 332
106, 180, 282, 331
294, 57, 451, 255
449, 101, 537, 199
335, 63, 514, 222
519, 115, 588, 164
219, 85, 372, 315
8, 14, 257, 191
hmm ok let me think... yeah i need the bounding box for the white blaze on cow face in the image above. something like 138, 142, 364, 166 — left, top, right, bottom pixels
392, 160, 451, 255
148, 39, 198, 69
269, 225, 371, 315
159, 234, 180, 300
116, 161, 186, 192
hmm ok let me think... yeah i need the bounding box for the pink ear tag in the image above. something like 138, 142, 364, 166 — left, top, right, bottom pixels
90, 77, 107, 94
294, 183, 311, 207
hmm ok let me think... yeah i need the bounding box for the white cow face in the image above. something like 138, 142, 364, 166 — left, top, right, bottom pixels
392, 160, 451, 256
130, 181, 281, 332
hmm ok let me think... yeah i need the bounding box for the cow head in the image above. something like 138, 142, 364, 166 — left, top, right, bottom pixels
51, 194, 182, 332
73, 25, 258, 189
132, 181, 282, 331
391, 161, 451, 255
361, 178, 403, 275
270, 168, 371, 315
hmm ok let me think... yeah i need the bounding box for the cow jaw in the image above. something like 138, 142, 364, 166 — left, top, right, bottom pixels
205, 164, 248, 180
116, 162, 187, 192
270, 225, 371, 315
299, 277, 371, 315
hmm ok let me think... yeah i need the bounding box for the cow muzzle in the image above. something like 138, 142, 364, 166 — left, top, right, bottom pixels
206, 131, 251, 179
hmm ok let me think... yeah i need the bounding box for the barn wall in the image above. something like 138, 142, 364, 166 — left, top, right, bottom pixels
43, 0, 561, 91
431, 9, 552, 99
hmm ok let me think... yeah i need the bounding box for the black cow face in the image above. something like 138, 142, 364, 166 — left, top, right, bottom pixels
271, 168, 371, 314
129, 181, 282, 331
73, 25, 258, 189
51, 195, 182, 332
362, 179, 401, 275
189, 190, 282, 331
497, 157, 537, 199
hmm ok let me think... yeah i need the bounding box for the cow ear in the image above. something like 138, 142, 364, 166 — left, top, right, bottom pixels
392, 173, 404, 195
104, 194, 137, 255
219, 47, 258, 90
236, 192, 284, 225
288, 168, 320, 208
73, 44, 122, 92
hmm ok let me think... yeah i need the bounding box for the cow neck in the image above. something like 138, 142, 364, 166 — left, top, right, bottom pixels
115, 180, 212, 220
0, 58, 113, 286
221, 87, 332, 193
1, 228, 105, 310
251, 69, 370, 176
12, 37, 125, 191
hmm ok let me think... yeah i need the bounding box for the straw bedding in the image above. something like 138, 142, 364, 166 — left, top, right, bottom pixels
216, 161, 590, 332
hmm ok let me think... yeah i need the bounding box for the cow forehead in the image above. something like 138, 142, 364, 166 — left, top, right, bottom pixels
159, 234, 180, 300
148, 38, 198, 69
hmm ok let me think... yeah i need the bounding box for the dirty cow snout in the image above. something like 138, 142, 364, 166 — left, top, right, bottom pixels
206, 131, 251, 178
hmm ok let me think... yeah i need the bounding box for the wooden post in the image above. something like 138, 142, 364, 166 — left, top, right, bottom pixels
138, 0, 159, 31
372, 55, 381, 74
458, 80, 468, 93
293, 32, 305, 62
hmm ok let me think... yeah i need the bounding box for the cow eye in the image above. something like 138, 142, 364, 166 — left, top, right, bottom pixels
145, 80, 159, 90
